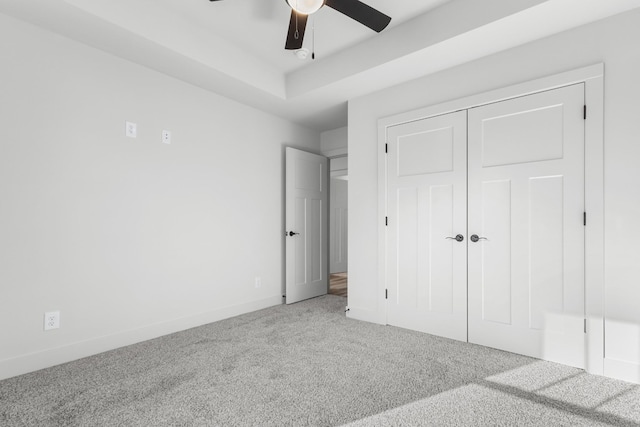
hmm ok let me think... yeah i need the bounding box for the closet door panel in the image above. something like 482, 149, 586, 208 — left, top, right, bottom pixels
386, 111, 467, 341
467, 84, 586, 368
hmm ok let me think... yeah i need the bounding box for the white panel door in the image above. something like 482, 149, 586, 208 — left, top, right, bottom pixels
468, 84, 585, 368
285, 147, 328, 304
386, 111, 467, 341
330, 177, 348, 273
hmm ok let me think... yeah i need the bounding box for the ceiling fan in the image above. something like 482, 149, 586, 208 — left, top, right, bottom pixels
208, 0, 392, 50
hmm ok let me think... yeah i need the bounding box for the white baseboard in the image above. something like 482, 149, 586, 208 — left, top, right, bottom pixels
0, 295, 282, 381
346, 305, 385, 325
604, 357, 640, 384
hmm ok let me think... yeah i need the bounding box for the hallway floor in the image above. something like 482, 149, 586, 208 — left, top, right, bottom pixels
329, 272, 347, 297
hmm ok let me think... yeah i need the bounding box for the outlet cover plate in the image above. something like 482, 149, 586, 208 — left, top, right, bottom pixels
44, 311, 60, 330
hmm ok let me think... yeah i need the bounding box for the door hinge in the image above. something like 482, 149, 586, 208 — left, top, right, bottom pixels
584, 105, 587, 120
385, 143, 388, 153
385, 216, 388, 226
584, 318, 587, 333
583, 212, 587, 226
385, 289, 388, 299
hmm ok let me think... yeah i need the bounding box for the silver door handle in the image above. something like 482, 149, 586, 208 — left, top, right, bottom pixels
470, 234, 488, 242
445, 234, 464, 242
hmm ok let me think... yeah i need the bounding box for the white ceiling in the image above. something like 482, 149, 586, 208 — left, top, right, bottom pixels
1, 0, 639, 131
155, 0, 452, 74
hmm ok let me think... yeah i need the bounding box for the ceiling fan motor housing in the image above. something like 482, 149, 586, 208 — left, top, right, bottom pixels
286, 0, 326, 15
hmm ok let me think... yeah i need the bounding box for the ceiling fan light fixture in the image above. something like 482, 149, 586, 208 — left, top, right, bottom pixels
286, 0, 325, 15
295, 48, 310, 60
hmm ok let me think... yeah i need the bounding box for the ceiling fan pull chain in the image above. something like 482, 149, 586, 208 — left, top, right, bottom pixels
312, 17, 315, 60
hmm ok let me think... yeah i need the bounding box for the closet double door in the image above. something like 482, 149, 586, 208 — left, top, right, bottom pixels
386, 84, 586, 368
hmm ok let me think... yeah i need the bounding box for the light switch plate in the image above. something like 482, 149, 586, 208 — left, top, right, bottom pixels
162, 130, 171, 145
126, 121, 137, 138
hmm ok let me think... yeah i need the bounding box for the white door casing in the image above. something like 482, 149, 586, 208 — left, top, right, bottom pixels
377, 64, 603, 375
467, 84, 586, 368
386, 111, 468, 341
285, 147, 328, 304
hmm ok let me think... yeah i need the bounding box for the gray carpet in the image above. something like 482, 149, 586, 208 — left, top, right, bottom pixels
1, 295, 639, 426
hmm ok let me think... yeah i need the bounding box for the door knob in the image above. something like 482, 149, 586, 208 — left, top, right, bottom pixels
286, 231, 300, 237
470, 234, 488, 242
445, 234, 464, 242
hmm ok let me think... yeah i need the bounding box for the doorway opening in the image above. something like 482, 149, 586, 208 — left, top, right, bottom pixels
329, 158, 348, 298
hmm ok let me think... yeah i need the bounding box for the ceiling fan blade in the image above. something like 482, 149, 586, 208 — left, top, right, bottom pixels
324, 0, 391, 32
285, 10, 308, 50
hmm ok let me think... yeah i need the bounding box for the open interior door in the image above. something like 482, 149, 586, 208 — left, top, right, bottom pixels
285, 147, 328, 304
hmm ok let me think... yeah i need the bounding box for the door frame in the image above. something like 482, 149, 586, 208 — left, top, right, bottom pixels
377, 63, 604, 375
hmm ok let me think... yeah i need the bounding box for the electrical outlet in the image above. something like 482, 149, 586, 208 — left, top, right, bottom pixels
44, 311, 60, 331
255, 277, 262, 288
162, 130, 171, 145
126, 121, 137, 138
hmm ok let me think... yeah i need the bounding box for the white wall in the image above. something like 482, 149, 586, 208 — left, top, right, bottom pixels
0, 14, 320, 380
348, 9, 640, 383
320, 126, 348, 158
